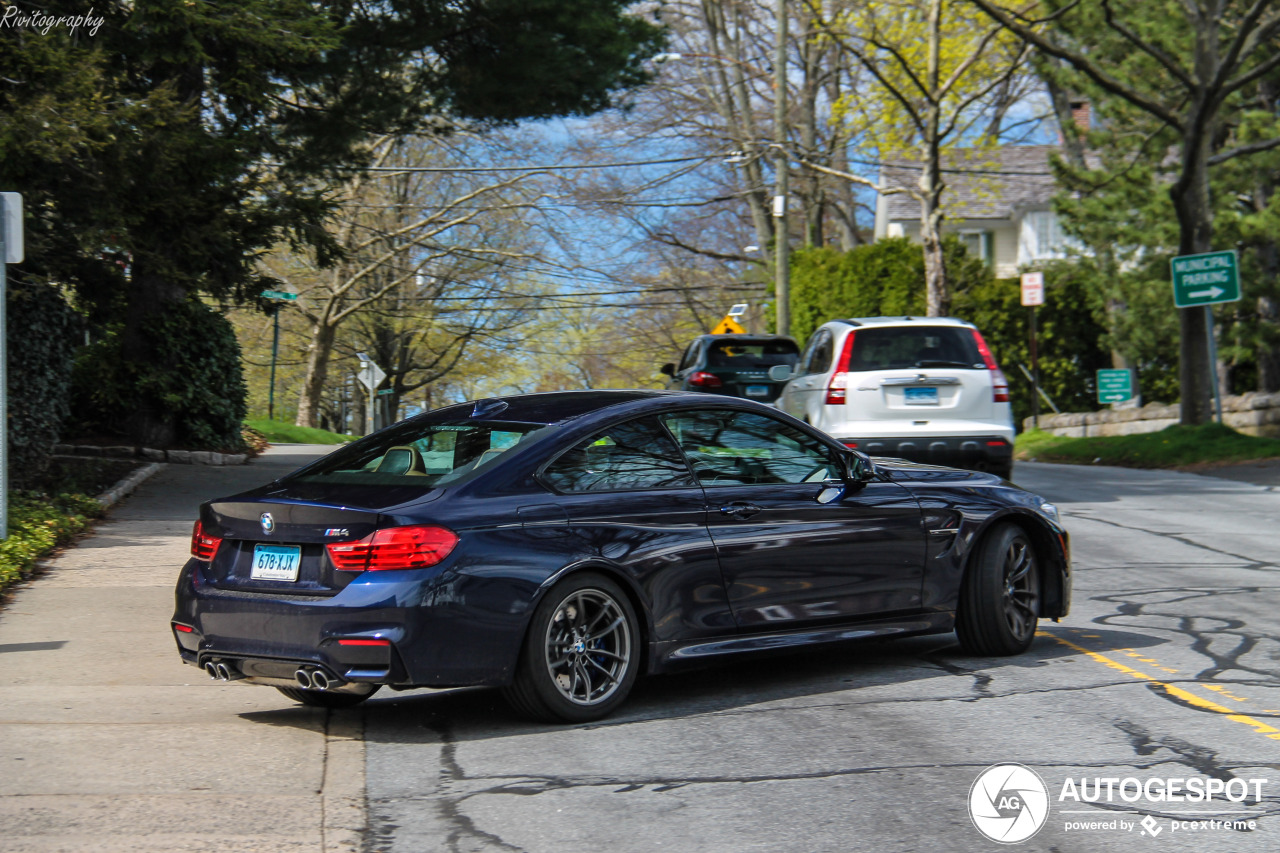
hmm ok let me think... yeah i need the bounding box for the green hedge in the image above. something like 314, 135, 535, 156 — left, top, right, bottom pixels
71, 300, 248, 449
6, 280, 80, 489
789, 240, 1111, 429
0, 492, 103, 590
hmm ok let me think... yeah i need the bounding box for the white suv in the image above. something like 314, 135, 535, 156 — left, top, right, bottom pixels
774, 317, 1015, 478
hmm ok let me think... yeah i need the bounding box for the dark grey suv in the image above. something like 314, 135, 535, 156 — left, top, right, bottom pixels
661, 334, 801, 403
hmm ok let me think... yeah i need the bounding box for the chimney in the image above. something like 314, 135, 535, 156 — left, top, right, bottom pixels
1069, 99, 1091, 132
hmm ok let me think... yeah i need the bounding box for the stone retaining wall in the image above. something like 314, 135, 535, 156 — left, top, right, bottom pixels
53, 444, 248, 465
1026, 392, 1280, 438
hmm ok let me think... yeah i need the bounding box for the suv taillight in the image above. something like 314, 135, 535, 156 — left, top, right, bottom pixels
327, 525, 459, 572
825, 331, 857, 405
190, 520, 222, 562
688, 371, 723, 388
971, 330, 1010, 403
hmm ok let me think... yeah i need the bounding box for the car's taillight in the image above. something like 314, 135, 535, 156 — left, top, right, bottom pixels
825, 331, 857, 405
688, 371, 723, 388
327, 525, 459, 572
190, 520, 222, 561
971, 330, 1010, 403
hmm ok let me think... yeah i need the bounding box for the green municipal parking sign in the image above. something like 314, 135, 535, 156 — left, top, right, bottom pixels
1097, 368, 1134, 404
1170, 250, 1240, 308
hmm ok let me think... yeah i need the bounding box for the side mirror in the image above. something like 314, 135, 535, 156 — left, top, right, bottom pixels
839, 445, 880, 484
845, 449, 875, 485
768, 364, 795, 382
660, 363, 676, 377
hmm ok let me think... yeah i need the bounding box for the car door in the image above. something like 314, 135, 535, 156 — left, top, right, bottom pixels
661, 407, 926, 630
538, 416, 736, 643
781, 328, 833, 424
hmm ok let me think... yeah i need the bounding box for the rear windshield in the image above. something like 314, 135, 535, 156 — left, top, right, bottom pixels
288, 420, 550, 486
848, 326, 984, 371
705, 340, 800, 368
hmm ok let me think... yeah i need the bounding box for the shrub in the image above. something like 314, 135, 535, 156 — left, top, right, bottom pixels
6, 280, 80, 489
0, 491, 103, 590
72, 300, 248, 449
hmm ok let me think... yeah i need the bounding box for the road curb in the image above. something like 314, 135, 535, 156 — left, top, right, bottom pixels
96, 462, 165, 509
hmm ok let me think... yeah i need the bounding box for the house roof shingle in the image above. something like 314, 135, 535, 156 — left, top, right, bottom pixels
879, 145, 1060, 221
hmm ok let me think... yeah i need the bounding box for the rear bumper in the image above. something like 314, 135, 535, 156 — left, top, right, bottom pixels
172, 558, 530, 689
837, 434, 1013, 473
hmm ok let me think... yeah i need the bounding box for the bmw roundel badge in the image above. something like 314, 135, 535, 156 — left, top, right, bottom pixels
260, 512, 275, 534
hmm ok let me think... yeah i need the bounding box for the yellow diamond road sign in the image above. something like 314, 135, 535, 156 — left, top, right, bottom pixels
710, 316, 746, 334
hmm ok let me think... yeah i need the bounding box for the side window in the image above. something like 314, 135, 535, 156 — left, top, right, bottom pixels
661, 410, 838, 487
803, 329, 834, 374
677, 341, 700, 373
541, 417, 697, 493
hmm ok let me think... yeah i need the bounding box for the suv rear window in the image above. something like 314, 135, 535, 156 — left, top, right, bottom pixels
705, 340, 799, 368
848, 327, 984, 371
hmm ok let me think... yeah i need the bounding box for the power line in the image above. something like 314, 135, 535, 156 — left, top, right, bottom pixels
358, 155, 713, 174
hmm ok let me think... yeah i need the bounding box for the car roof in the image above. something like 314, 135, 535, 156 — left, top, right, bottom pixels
429, 390, 681, 426
693, 333, 798, 343
826, 316, 976, 329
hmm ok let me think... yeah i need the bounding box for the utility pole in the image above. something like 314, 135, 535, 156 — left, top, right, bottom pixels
773, 0, 790, 337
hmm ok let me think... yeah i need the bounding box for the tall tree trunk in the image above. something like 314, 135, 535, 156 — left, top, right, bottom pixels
1171, 98, 1217, 425
296, 320, 336, 428
920, 0, 949, 318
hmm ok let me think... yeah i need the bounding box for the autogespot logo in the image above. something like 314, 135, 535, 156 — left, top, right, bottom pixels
969, 764, 1051, 844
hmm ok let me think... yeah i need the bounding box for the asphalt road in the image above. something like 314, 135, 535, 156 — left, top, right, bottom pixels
361, 462, 1280, 852
2, 452, 1279, 851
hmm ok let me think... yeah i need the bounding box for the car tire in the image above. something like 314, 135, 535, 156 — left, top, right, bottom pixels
502, 572, 641, 723
956, 523, 1039, 656
275, 685, 380, 709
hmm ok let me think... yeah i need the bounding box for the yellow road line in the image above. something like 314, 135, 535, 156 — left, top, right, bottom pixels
1039, 631, 1280, 742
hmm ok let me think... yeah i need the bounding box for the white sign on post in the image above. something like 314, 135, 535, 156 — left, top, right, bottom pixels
355, 351, 386, 391
1020, 271, 1044, 307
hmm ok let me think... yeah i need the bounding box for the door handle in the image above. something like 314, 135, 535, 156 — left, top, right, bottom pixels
719, 502, 762, 519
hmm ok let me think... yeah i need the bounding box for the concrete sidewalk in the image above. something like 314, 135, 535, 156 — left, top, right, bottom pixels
0, 445, 359, 853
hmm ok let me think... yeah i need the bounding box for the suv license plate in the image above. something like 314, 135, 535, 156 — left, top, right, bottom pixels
251, 544, 301, 581
904, 386, 939, 405
745, 385, 770, 397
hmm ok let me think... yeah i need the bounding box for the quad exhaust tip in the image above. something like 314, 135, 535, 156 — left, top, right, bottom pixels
204, 661, 238, 682
294, 667, 334, 691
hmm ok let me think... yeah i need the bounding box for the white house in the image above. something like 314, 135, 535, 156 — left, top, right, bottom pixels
873, 145, 1075, 278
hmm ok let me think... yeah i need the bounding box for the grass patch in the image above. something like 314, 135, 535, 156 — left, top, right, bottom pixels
1015, 423, 1280, 468
244, 418, 355, 445
1, 492, 104, 593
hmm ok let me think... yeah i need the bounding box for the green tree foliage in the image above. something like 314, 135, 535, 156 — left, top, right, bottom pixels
955, 262, 1118, 425
789, 239, 1112, 428
1, 0, 663, 446
972, 0, 1280, 424
6, 282, 81, 488
790, 237, 988, 343
71, 302, 248, 448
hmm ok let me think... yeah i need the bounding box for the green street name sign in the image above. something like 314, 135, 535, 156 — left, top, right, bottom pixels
1097, 368, 1135, 404
1170, 250, 1240, 308
260, 289, 298, 301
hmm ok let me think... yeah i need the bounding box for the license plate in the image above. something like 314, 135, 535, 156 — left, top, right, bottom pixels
745, 385, 770, 397
250, 544, 301, 581
904, 386, 939, 405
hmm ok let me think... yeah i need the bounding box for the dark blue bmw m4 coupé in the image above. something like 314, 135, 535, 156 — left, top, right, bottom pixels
173, 390, 1069, 722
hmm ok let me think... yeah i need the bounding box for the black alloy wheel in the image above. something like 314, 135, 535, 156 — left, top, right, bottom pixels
956, 523, 1040, 656
503, 573, 640, 723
